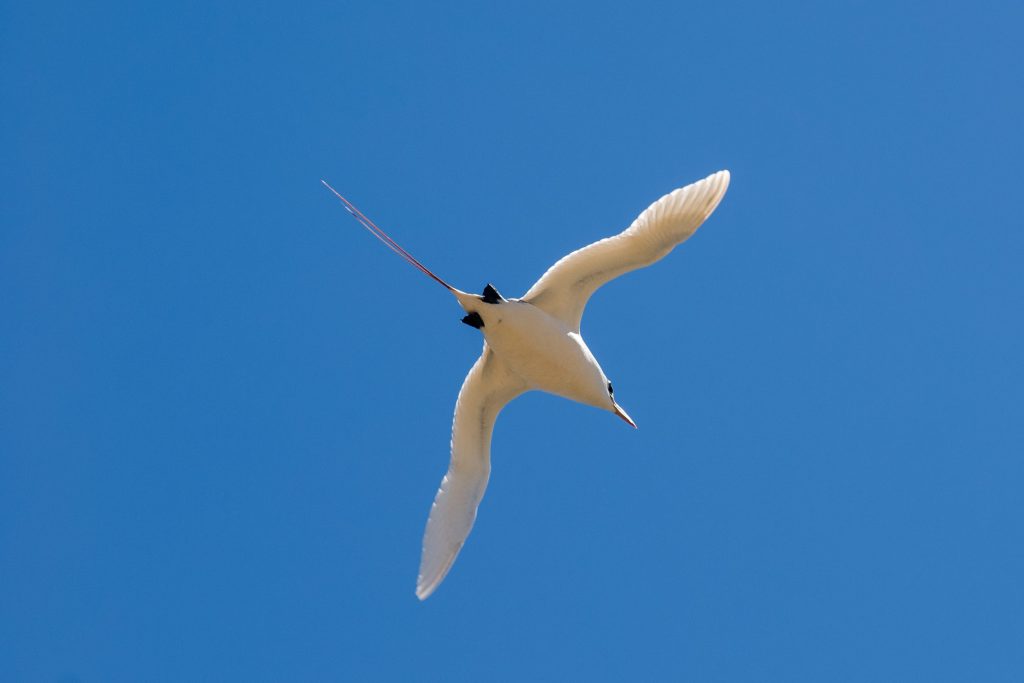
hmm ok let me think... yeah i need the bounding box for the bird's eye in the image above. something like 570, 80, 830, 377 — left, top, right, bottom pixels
607, 382, 614, 395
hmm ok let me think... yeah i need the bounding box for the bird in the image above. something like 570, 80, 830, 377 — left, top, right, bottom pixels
322, 170, 730, 599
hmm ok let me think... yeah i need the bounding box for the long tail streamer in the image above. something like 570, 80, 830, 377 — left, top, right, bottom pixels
321, 180, 455, 292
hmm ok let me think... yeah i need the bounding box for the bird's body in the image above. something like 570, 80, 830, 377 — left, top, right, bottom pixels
322, 170, 731, 599
455, 289, 611, 409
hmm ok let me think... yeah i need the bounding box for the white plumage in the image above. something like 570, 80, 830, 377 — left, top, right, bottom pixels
524, 171, 731, 331
323, 170, 731, 599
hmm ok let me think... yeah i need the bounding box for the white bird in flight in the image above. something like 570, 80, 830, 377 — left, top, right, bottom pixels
322, 170, 730, 599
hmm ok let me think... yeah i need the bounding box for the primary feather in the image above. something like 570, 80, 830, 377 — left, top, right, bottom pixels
523, 170, 730, 331
416, 346, 525, 600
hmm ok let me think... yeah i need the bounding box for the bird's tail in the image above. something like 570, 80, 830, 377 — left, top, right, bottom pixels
321, 180, 456, 293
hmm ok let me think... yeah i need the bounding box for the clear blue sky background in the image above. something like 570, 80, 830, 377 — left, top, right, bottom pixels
3, 1, 1022, 680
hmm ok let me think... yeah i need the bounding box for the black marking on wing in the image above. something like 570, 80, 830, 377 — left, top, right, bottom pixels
482, 284, 504, 304
461, 312, 484, 329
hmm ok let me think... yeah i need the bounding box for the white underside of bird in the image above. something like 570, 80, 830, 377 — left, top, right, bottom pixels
323, 170, 731, 599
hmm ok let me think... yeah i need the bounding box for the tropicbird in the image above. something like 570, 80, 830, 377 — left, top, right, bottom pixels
322, 170, 730, 599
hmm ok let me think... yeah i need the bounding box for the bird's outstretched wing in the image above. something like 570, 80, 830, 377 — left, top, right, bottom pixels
416, 345, 526, 600
522, 170, 730, 331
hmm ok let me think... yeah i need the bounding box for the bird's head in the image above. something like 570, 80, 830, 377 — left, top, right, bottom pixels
574, 337, 637, 429
605, 380, 637, 429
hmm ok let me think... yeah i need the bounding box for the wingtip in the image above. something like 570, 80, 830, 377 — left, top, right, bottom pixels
702, 170, 731, 207
415, 579, 436, 601
415, 554, 457, 601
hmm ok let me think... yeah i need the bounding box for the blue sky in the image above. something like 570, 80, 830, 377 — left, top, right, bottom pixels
3, 1, 1022, 680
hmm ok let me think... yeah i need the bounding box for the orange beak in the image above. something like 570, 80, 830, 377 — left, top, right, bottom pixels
613, 402, 637, 429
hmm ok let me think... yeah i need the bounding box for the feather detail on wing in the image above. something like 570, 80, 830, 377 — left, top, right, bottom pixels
522, 170, 730, 331
415, 345, 526, 600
